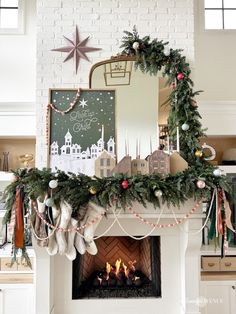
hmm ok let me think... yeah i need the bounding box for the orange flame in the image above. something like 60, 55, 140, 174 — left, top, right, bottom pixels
123, 262, 129, 278
115, 258, 122, 276
106, 262, 111, 280
128, 260, 137, 271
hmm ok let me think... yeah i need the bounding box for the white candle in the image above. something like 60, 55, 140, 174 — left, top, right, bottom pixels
157, 123, 160, 149
176, 126, 180, 152
150, 136, 153, 154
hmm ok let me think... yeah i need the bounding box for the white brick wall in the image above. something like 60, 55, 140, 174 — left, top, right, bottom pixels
36, 0, 194, 168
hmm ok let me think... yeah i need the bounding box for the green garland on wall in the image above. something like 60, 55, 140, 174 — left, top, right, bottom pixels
120, 27, 204, 164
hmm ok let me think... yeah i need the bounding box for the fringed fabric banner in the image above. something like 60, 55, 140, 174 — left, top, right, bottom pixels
15, 187, 25, 249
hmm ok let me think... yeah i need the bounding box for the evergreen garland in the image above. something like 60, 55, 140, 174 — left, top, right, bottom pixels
120, 27, 204, 164
3, 166, 230, 224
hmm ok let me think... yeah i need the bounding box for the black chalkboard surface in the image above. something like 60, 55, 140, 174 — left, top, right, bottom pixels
48, 89, 116, 176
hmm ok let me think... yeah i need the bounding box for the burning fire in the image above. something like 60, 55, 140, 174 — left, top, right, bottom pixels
96, 258, 140, 287
115, 258, 122, 276
106, 262, 112, 280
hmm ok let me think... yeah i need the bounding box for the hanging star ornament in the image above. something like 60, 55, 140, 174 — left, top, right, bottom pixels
51, 25, 101, 74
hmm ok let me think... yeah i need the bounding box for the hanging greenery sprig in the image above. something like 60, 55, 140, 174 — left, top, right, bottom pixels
120, 26, 204, 164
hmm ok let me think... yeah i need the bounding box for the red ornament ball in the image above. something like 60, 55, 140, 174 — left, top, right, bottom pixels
196, 180, 206, 189
177, 72, 185, 81
121, 180, 129, 189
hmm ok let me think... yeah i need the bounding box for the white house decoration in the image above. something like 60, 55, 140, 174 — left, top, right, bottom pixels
50, 127, 116, 176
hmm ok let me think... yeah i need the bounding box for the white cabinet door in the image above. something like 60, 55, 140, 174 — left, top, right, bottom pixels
0, 285, 34, 314
200, 281, 236, 314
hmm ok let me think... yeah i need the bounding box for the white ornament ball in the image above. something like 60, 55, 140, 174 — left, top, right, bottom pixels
164, 46, 170, 56
213, 169, 222, 177
196, 180, 206, 189
49, 179, 58, 189
181, 123, 190, 131
154, 190, 163, 198
45, 197, 55, 207
132, 41, 140, 51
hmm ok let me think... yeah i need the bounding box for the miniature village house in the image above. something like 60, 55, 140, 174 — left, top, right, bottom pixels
50, 127, 116, 176
131, 157, 149, 175
95, 150, 116, 177
111, 155, 132, 176
148, 150, 170, 176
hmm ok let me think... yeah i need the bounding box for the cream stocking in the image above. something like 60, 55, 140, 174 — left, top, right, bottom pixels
65, 218, 78, 261
55, 201, 72, 255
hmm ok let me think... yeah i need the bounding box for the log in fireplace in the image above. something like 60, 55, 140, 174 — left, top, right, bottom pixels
72, 236, 161, 299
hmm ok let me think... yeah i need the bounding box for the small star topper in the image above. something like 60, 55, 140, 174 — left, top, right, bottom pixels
51, 25, 101, 74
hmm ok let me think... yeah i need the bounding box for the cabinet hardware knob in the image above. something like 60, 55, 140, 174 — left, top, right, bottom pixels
208, 263, 215, 267
232, 286, 236, 290
5, 262, 12, 268
225, 262, 232, 267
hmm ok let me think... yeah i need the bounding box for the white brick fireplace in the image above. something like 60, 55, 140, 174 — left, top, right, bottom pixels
35, 1, 198, 314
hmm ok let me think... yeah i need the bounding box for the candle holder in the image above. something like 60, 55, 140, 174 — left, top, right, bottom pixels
18, 154, 34, 168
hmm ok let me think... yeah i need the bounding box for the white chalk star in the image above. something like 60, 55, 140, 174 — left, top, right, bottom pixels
79, 98, 88, 108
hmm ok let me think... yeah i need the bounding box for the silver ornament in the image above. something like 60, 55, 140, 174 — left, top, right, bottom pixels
154, 190, 163, 198
132, 41, 139, 51
45, 197, 55, 207
213, 169, 222, 177
164, 46, 170, 56
196, 180, 206, 189
49, 179, 58, 189
181, 123, 189, 131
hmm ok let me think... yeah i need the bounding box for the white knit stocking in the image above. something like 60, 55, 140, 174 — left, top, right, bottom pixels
74, 232, 86, 255
82, 202, 105, 255
83, 202, 105, 242
55, 201, 72, 255
65, 218, 77, 261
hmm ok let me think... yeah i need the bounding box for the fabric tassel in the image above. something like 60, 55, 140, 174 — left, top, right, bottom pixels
222, 191, 235, 232
15, 187, 25, 249
217, 191, 223, 235
224, 222, 229, 256
209, 191, 217, 240
215, 189, 219, 237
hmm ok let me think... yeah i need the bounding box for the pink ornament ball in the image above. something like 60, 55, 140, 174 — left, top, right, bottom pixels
177, 73, 185, 81
196, 180, 206, 189
121, 180, 129, 189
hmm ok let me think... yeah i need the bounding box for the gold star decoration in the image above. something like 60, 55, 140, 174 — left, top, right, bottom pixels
51, 25, 101, 74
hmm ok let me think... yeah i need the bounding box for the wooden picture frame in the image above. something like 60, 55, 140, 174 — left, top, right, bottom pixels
48, 89, 116, 176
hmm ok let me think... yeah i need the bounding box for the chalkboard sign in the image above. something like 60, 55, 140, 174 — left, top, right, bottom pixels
48, 89, 116, 176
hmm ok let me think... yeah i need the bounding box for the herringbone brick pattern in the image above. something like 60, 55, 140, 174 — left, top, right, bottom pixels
81, 237, 152, 280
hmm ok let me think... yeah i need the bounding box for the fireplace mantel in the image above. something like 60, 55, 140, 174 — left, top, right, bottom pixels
34, 200, 204, 314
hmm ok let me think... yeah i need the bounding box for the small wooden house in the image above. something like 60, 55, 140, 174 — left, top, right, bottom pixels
95, 150, 116, 178
111, 155, 132, 176
148, 149, 170, 176
131, 157, 149, 175
170, 152, 188, 174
